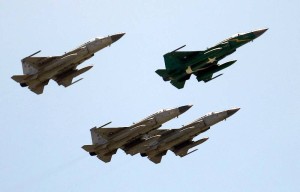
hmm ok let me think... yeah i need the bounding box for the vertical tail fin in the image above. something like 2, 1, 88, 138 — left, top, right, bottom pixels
155, 69, 170, 81
22, 61, 38, 75
82, 127, 107, 154
90, 127, 107, 145
11, 75, 30, 83
21, 50, 41, 75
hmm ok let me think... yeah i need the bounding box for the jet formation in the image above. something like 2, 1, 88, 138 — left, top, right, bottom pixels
156, 28, 268, 89
9, 28, 266, 164
11, 33, 125, 94
82, 105, 240, 164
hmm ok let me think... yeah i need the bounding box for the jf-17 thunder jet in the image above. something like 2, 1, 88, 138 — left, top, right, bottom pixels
11, 33, 125, 94
82, 105, 192, 163
156, 28, 268, 89
126, 107, 240, 164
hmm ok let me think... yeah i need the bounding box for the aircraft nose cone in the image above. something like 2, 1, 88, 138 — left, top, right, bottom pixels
227, 107, 240, 117
178, 105, 193, 114
253, 28, 268, 38
111, 33, 125, 42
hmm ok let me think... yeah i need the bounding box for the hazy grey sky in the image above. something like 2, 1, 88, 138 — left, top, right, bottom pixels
1, 0, 299, 191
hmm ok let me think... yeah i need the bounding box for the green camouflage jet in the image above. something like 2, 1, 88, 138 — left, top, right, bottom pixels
156, 28, 268, 89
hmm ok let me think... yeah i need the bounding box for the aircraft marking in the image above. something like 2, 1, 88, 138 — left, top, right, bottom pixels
207, 57, 216, 63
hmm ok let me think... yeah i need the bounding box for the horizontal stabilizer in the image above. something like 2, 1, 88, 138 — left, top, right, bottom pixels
97, 154, 113, 163
170, 80, 186, 89
29, 85, 45, 95
155, 69, 169, 81
11, 75, 30, 83
28, 80, 49, 95
96, 149, 117, 163
146, 151, 167, 164
82, 145, 95, 153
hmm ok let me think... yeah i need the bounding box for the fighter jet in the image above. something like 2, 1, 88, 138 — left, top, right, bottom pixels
156, 28, 268, 89
11, 33, 125, 94
82, 105, 192, 163
123, 107, 240, 164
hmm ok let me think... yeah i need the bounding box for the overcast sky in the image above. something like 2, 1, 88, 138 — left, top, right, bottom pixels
1, 0, 299, 191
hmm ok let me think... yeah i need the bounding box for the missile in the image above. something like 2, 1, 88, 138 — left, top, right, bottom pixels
70, 78, 83, 85
203, 74, 223, 83
99, 121, 112, 128
171, 45, 186, 53
22, 50, 41, 60
173, 137, 209, 157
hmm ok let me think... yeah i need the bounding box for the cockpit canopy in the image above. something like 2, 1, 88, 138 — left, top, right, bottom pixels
203, 112, 214, 117
217, 32, 247, 45
94, 37, 104, 40
230, 32, 246, 38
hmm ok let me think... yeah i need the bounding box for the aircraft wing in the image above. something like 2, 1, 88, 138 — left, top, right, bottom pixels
53, 66, 93, 87
196, 73, 213, 82
28, 80, 50, 95
171, 79, 187, 89
170, 139, 193, 157
147, 151, 168, 164
22, 56, 60, 69
53, 69, 77, 87
96, 149, 118, 163
29, 85, 45, 95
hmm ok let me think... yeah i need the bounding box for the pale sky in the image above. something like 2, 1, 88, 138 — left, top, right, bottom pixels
1, 0, 299, 191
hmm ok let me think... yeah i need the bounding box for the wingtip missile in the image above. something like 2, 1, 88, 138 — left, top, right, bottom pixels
27, 50, 41, 57
205, 74, 223, 83
185, 149, 198, 156
22, 50, 41, 61
171, 45, 186, 53
70, 78, 83, 85
99, 121, 112, 128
